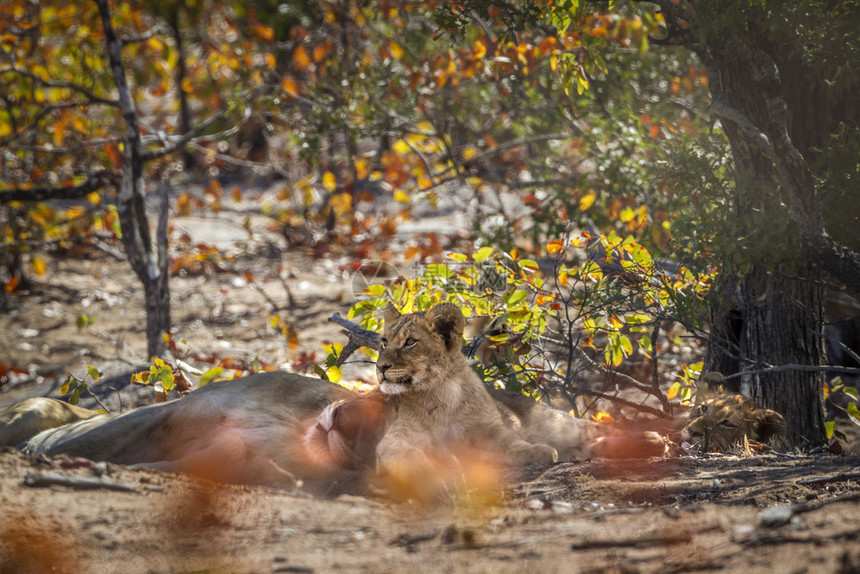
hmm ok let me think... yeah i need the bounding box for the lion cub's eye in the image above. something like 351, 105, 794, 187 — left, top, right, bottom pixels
718, 420, 735, 428
403, 337, 418, 348
380, 337, 388, 350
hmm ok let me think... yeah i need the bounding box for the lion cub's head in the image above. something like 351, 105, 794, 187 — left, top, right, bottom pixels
376, 303, 466, 396
682, 395, 786, 452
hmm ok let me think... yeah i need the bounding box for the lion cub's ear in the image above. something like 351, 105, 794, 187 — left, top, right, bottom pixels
753, 409, 786, 443
424, 303, 466, 351
382, 304, 401, 328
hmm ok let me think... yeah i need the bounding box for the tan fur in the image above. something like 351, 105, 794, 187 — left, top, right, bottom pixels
376, 303, 555, 469
681, 394, 786, 452
15, 372, 389, 489
0, 398, 98, 448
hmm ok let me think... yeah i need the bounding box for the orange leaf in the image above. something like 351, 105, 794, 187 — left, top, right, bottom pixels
293, 45, 311, 71
592, 411, 614, 423
253, 23, 275, 42
546, 239, 564, 254
104, 143, 122, 169
5, 276, 19, 293
281, 76, 301, 98
388, 41, 404, 60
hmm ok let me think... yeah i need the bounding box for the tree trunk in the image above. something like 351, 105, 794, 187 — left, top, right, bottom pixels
96, 0, 170, 359
168, 9, 195, 170
736, 267, 826, 447
698, 30, 827, 447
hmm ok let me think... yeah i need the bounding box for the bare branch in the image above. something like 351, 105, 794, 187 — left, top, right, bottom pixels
140, 106, 234, 162
0, 67, 118, 107
0, 171, 118, 203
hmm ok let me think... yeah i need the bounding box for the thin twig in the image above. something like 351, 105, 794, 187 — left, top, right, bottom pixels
84, 386, 111, 413
23, 472, 140, 493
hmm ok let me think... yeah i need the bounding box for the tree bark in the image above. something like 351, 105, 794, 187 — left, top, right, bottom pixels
167, 8, 195, 170
698, 29, 827, 447
96, 0, 169, 359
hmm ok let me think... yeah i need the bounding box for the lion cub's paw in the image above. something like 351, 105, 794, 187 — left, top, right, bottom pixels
508, 442, 558, 466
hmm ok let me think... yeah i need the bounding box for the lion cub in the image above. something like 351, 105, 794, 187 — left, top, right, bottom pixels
374, 303, 558, 471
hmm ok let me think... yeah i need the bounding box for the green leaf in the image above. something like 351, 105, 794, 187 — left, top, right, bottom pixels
518, 259, 539, 272
87, 365, 102, 381
199, 366, 223, 387
619, 334, 633, 357
843, 386, 859, 401
364, 284, 387, 297
826, 420, 835, 440
847, 402, 860, 427
160, 364, 175, 391
506, 290, 528, 305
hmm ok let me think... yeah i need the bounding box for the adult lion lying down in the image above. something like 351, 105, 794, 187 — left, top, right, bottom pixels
6, 373, 390, 491
1, 303, 673, 494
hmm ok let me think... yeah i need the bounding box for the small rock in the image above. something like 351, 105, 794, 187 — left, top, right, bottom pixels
759, 504, 795, 527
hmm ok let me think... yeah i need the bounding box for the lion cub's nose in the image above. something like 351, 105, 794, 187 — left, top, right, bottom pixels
377, 363, 390, 378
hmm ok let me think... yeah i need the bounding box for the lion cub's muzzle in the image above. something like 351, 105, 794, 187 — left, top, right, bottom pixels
376, 364, 413, 393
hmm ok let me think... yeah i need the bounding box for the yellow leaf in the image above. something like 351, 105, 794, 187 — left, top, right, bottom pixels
354, 159, 369, 180
389, 41, 404, 60
472, 39, 487, 59
326, 365, 342, 383
87, 192, 101, 205
394, 189, 409, 203
330, 192, 352, 217
579, 189, 597, 211
473, 246, 494, 262
666, 381, 681, 400
322, 171, 337, 192
391, 139, 411, 155
146, 36, 164, 52
31, 257, 46, 276
592, 411, 614, 423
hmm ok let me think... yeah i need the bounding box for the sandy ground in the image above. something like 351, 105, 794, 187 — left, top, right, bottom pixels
2, 185, 860, 573
2, 448, 859, 573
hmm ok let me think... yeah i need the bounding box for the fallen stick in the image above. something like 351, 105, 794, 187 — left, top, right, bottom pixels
571, 532, 692, 551
23, 472, 141, 493
796, 472, 860, 487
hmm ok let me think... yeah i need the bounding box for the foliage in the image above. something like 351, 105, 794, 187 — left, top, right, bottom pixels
60, 365, 103, 407
333, 231, 714, 415
824, 377, 860, 442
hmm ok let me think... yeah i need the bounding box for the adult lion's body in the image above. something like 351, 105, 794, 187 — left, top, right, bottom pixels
0, 398, 99, 448
18, 372, 389, 490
